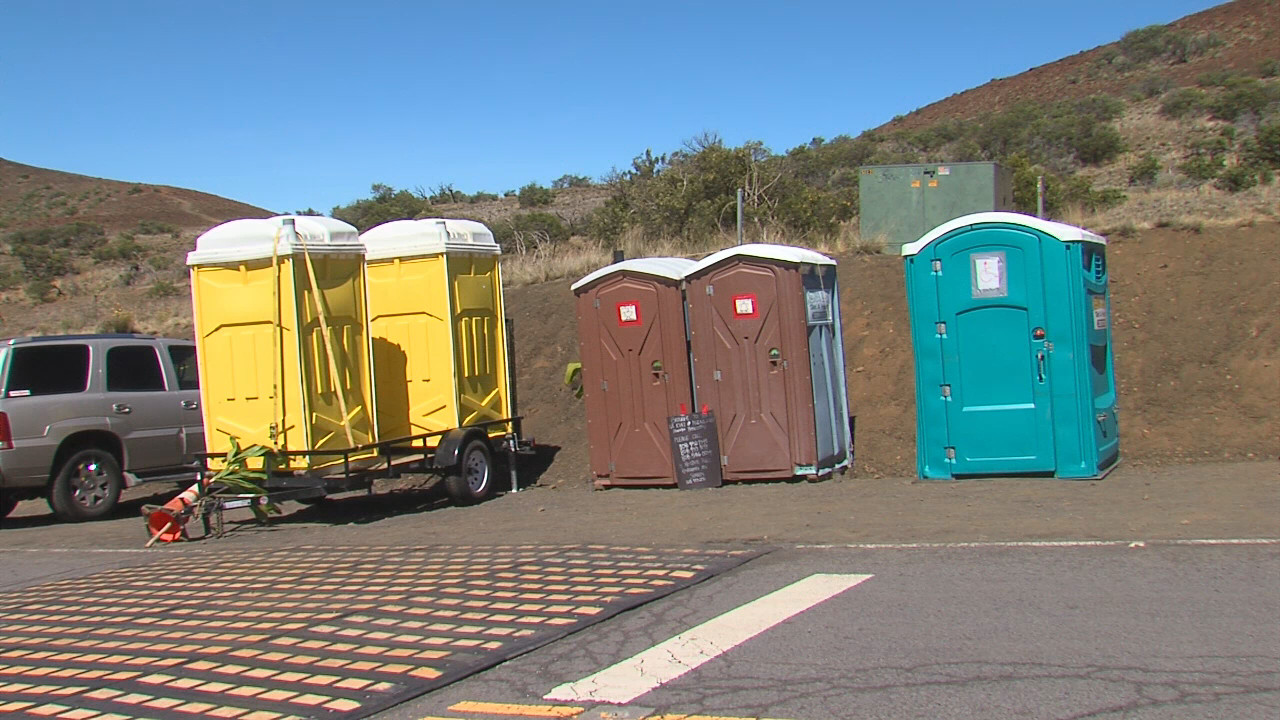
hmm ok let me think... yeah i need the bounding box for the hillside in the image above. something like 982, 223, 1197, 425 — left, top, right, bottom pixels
882, 0, 1280, 132
0, 1, 1275, 479
0, 157, 270, 234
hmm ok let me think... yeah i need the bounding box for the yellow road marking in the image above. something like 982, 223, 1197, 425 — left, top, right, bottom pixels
449, 700, 586, 717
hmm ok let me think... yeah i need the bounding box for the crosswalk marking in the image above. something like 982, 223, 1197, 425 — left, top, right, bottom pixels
544, 573, 872, 705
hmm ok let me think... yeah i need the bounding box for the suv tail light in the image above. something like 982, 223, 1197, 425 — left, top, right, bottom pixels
0, 412, 11, 450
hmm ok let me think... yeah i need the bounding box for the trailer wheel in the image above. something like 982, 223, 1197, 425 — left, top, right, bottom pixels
444, 438, 494, 506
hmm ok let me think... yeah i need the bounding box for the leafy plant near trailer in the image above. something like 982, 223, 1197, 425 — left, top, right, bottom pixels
210, 437, 282, 522
564, 362, 584, 399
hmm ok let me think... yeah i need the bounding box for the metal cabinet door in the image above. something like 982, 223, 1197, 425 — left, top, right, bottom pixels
934, 226, 1055, 474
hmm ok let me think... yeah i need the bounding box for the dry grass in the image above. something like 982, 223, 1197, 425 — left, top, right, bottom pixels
499, 220, 891, 288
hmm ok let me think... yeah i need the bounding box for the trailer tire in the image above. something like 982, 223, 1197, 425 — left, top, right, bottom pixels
444, 438, 494, 506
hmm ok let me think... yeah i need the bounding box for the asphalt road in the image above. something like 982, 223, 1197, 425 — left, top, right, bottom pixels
376, 542, 1280, 720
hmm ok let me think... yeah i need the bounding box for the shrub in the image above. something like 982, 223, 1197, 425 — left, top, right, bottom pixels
1215, 165, 1259, 193
1160, 87, 1206, 118
1128, 153, 1161, 185
1129, 74, 1174, 99
501, 212, 569, 252
98, 311, 138, 334
517, 182, 554, 208
468, 192, 499, 203
127, 185, 144, 195
1247, 123, 1280, 168
1118, 25, 1221, 65
1260, 58, 1280, 78
132, 220, 177, 235
551, 174, 593, 189
24, 279, 57, 303
146, 280, 182, 298
1179, 155, 1224, 181
1206, 77, 1276, 122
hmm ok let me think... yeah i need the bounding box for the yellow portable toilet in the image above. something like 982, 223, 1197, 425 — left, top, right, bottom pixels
359, 218, 512, 445
187, 215, 376, 471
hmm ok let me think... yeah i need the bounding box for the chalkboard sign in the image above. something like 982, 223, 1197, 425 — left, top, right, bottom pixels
668, 412, 723, 490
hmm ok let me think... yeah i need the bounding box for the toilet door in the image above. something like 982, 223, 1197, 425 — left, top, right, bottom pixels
934, 226, 1055, 474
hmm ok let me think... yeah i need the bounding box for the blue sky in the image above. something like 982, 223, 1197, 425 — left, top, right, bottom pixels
2, 1, 1219, 214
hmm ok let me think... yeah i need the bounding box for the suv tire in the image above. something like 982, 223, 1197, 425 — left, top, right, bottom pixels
49, 449, 123, 522
0, 492, 17, 520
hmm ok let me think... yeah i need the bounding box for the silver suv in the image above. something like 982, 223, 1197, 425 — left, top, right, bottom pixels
0, 334, 204, 522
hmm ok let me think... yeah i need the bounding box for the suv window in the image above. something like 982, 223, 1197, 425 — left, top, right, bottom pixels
5, 344, 91, 397
107, 345, 166, 392
167, 345, 200, 391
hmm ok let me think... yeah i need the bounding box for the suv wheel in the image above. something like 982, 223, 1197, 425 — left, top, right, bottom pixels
0, 492, 17, 520
49, 449, 123, 522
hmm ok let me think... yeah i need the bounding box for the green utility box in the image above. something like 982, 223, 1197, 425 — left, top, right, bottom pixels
859, 162, 1013, 253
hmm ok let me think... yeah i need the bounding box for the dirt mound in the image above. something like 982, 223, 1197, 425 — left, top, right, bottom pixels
508, 222, 1279, 486
882, 0, 1280, 133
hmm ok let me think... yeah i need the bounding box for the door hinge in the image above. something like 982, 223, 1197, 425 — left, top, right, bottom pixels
593, 298, 600, 308
601, 381, 608, 391
945, 446, 956, 460
936, 322, 947, 336
706, 284, 714, 296
940, 384, 951, 398
713, 370, 722, 381
721, 455, 728, 466
608, 461, 615, 472
931, 259, 942, 273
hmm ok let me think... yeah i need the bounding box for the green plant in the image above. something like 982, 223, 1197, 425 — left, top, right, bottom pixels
146, 279, 182, 298
1160, 87, 1207, 119
1129, 153, 1161, 185
1216, 165, 1260, 193
1206, 76, 1277, 121
127, 184, 144, 195
564, 362, 584, 399
517, 182, 555, 208
1248, 123, 1280, 168
24, 279, 57, 303
207, 437, 280, 523
98, 311, 138, 333
1260, 58, 1280, 78
1129, 74, 1174, 99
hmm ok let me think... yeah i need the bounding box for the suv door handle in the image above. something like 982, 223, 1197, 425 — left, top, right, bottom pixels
181, 400, 199, 410
112, 403, 132, 414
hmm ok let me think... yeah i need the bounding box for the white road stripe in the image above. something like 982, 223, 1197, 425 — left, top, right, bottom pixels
544, 572, 872, 705
797, 537, 1280, 550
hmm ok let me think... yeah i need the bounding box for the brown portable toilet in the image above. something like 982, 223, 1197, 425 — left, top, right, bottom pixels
572, 258, 697, 487
685, 244, 851, 482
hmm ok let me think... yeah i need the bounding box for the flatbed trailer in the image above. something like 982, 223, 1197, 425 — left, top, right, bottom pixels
146, 418, 531, 542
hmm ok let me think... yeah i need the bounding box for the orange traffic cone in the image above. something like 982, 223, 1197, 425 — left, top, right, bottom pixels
145, 477, 208, 545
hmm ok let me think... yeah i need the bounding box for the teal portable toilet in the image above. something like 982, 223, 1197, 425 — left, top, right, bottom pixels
902, 212, 1118, 479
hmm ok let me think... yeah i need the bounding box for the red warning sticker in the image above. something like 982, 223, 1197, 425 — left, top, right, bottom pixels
732, 294, 758, 318
617, 301, 642, 326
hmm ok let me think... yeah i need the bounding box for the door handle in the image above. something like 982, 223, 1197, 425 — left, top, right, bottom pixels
182, 400, 199, 410
1036, 351, 1046, 383
112, 403, 132, 414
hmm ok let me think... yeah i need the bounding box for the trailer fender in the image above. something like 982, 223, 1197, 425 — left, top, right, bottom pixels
433, 428, 491, 471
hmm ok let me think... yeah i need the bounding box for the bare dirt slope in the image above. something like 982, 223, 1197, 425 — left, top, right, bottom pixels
509, 222, 1280, 487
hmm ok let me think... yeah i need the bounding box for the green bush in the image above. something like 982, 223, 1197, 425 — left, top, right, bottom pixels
132, 220, 178, 236
146, 280, 182, 298
1118, 25, 1222, 65
517, 182, 555, 208
1215, 165, 1259, 193
98, 311, 138, 334
1206, 77, 1277, 121
1129, 74, 1175, 99
551, 174, 593, 189
24, 279, 57, 303
1160, 87, 1206, 118
1247, 123, 1280, 168
1260, 58, 1280, 78
1128, 153, 1161, 185
331, 183, 436, 231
